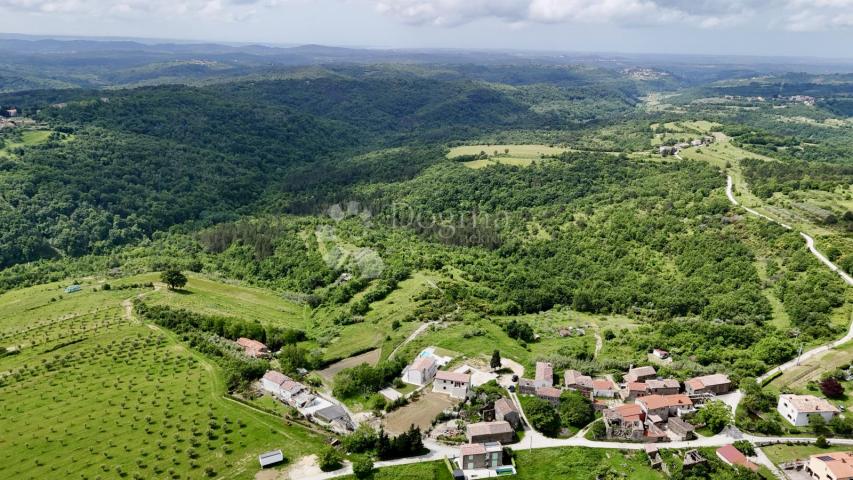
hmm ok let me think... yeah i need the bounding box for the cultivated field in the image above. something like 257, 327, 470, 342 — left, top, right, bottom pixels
317, 348, 381, 383
447, 144, 568, 169
0, 277, 325, 480
383, 391, 458, 435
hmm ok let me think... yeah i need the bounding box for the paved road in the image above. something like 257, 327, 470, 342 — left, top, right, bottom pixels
726, 175, 849, 286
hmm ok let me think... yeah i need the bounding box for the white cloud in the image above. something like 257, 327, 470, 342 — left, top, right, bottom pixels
371, 0, 853, 31
0, 0, 285, 20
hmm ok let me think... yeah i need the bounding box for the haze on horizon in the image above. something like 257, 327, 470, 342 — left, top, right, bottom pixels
1, 0, 853, 59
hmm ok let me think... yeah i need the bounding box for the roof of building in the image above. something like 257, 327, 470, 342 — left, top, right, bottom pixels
411, 355, 437, 371
519, 378, 535, 387
315, 404, 348, 422
237, 337, 268, 351
494, 398, 518, 416
811, 452, 853, 479
647, 379, 680, 390
687, 374, 731, 389
460, 443, 486, 456
606, 403, 645, 423
716, 445, 759, 472
258, 450, 284, 467
627, 366, 656, 378
262, 370, 290, 386
637, 394, 693, 410
564, 369, 593, 387
781, 394, 840, 414
667, 417, 695, 432
536, 386, 562, 398
467, 421, 513, 437
435, 370, 471, 383
281, 380, 305, 394
627, 382, 648, 392
535, 362, 553, 383
593, 379, 617, 391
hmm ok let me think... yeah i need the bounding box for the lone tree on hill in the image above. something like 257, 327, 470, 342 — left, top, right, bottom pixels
161, 269, 187, 290
490, 350, 501, 370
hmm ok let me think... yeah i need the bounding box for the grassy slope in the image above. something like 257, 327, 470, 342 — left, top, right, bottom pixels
0, 129, 52, 158
141, 272, 311, 330
448, 144, 568, 169
0, 276, 325, 480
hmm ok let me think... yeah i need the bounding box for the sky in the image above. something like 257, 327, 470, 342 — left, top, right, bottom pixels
2, 0, 853, 58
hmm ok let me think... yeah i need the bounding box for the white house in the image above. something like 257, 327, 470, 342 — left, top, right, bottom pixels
402, 355, 438, 386
261, 370, 289, 396
777, 394, 840, 427
433, 370, 471, 399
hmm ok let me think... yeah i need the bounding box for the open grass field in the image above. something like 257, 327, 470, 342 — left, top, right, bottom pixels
0, 277, 326, 480
317, 348, 381, 383
142, 273, 311, 331
0, 129, 52, 158
447, 144, 568, 169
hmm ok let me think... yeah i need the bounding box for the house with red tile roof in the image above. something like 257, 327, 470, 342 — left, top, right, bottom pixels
637, 394, 693, 421
434, 370, 472, 399
534, 362, 554, 388
236, 338, 270, 358
716, 445, 759, 472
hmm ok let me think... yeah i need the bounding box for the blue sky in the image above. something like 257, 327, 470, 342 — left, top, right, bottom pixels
2, 0, 853, 58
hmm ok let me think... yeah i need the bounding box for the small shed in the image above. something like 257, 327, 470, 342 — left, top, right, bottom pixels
258, 450, 284, 468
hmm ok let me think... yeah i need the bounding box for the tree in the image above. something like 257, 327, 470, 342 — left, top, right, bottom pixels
739, 379, 776, 413
559, 390, 594, 428
490, 350, 501, 370
816, 435, 830, 448
318, 446, 343, 472
524, 397, 561, 437
588, 420, 606, 440
694, 400, 731, 434
810, 414, 830, 436
820, 378, 845, 399
733, 440, 755, 457
352, 456, 374, 479
161, 269, 187, 290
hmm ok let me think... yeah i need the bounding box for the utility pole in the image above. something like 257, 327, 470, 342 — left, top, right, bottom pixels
795, 343, 804, 366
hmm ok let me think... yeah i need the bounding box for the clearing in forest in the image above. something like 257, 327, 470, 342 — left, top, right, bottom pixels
447, 144, 568, 169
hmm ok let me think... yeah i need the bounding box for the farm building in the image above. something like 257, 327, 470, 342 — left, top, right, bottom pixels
625, 366, 656, 383
535, 386, 562, 406
807, 451, 853, 480
777, 394, 839, 426
433, 370, 472, 399
604, 404, 646, 441
402, 355, 438, 386
236, 338, 270, 358
684, 374, 731, 395
621, 382, 649, 401
534, 362, 553, 388
466, 421, 514, 444
261, 370, 289, 396
258, 450, 284, 468
637, 394, 693, 421
494, 398, 521, 429
646, 379, 680, 395
517, 378, 535, 395
667, 417, 695, 441
716, 445, 759, 472
564, 369, 593, 395
65, 285, 81, 294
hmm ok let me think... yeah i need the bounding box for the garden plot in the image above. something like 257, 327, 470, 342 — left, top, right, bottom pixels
383, 390, 458, 435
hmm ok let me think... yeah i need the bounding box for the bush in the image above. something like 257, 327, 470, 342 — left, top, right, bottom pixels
318, 447, 343, 472
352, 456, 374, 479
733, 440, 755, 457
816, 435, 830, 448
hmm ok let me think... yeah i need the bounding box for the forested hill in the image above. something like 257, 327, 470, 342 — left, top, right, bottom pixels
0, 67, 641, 269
